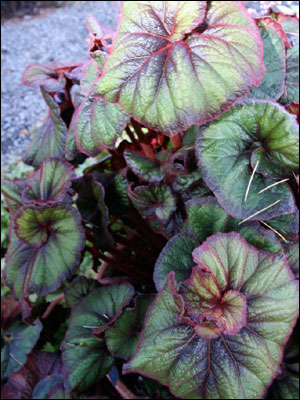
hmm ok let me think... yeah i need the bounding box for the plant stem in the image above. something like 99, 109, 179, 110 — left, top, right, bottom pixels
171, 132, 182, 149
126, 209, 166, 250
106, 375, 138, 399
41, 293, 65, 319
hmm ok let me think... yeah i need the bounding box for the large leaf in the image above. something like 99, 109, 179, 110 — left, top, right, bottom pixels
2, 351, 62, 400
106, 294, 155, 360
248, 17, 286, 100
98, 1, 265, 135
124, 232, 299, 399
23, 88, 68, 167
196, 100, 298, 220
154, 233, 197, 291
1, 319, 42, 379
75, 88, 130, 156
4, 205, 85, 319
61, 283, 134, 391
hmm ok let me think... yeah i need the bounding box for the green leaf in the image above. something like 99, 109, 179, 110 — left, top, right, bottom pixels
61, 283, 134, 390
267, 209, 299, 241
23, 89, 68, 167
75, 89, 130, 155
124, 150, 164, 183
22, 157, 75, 204
106, 294, 155, 360
248, 17, 286, 100
124, 232, 299, 399
238, 221, 284, 253
286, 241, 299, 278
65, 276, 98, 308
1, 179, 28, 215
105, 172, 130, 216
250, 147, 291, 179
2, 351, 62, 400
269, 328, 299, 399
128, 183, 176, 222
80, 60, 99, 96
98, 1, 265, 135
154, 233, 197, 291
172, 170, 202, 193
75, 175, 113, 247
186, 196, 239, 241
1, 319, 42, 379
197, 100, 298, 220
280, 44, 299, 104
4, 205, 85, 319
32, 374, 64, 399
22, 64, 63, 92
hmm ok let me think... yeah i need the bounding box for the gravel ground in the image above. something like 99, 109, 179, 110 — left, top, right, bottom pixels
1, 1, 298, 166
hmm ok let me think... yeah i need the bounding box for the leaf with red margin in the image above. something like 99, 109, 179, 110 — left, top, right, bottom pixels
106, 294, 155, 360
75, 87, 130, 155
124, 232, 299, 399
128, 183, 176, 223
1, 179, 29, 215
247, 17, 286, 100
22, 157, 75, 204
98, 1, 265, 135
61, 283, 134, 391
196, 100, 298, 221
2, 351, 62, 400
22, 64, 64, 92
23, 88, 68, 167
1, 319, 42, 379
4, 205, 85, 320
269, 5, 299, 46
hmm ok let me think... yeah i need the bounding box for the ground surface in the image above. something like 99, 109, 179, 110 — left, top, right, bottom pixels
1, 1, 298, 166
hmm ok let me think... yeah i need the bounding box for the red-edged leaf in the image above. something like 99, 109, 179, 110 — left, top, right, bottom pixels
124, 232, 299, 399
98, 1, 265, 135
23, 89, 68, 167
4, 205, 85, 320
